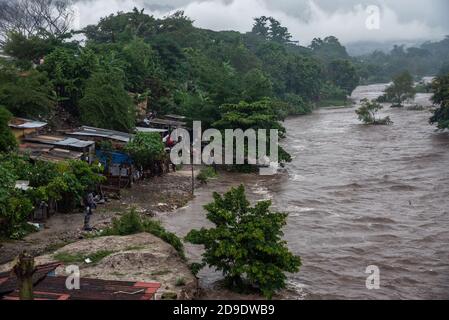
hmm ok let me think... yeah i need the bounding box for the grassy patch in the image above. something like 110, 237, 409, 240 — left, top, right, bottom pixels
45, 241, 74, 253
124, 245, 146, 251
197, 167, 218, 184
100, 209, 186, 260
151, 269, 171, 276
175, 277, 186, 286
53, 252, 85, 264
88, 250, 115, 264
53, 250, 115, 265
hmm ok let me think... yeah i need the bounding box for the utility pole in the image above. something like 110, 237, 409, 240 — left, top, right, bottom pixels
13, 251, 35, 300
191, 144, 195, 196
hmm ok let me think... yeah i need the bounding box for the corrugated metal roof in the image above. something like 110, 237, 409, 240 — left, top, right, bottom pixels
164, 114, 187, 120
149, 118, 187, 127
67, 126, 132, 143
54, 138, 94, 148
19, 143, 85, 162
24, 135, 94, 149
9, 118, 47, 129
135, 127, 168, 133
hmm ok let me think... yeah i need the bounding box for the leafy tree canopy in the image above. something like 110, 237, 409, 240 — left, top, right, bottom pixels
252, 16, 293, 44
0, 106, 17, 153
356, 99, 392, 125
0, 64, 54, 119
186, 185, 301, 299
430, 74, 449, 129
79, 71, 136, 132
384, 71, 416, 106
124, 132, 166, 170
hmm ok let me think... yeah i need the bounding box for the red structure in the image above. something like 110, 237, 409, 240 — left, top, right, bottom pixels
0, 263, 161, 300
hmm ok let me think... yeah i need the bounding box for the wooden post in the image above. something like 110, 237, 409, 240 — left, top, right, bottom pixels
13, 251, 35, 300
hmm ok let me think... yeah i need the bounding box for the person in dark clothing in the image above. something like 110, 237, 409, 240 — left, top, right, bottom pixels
83, 192, 96, 231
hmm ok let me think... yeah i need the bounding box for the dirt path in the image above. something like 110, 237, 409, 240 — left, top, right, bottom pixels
0, 169, 197, 265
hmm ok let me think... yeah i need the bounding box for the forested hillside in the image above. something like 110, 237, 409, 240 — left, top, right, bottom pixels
355, 36, 449, 84
0, 8, 359, 131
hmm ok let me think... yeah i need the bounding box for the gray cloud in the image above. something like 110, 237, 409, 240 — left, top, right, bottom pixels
73, 0, 449, 45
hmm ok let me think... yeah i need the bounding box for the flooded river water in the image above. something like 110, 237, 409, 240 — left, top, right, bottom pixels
162, 84, 449, 300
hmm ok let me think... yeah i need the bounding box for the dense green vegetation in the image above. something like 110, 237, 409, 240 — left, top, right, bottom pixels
356, 37, 449, 84
0, 155, 105, 238
186, 185, 301, 299
124, 132, 166, 170
0, 106, 17, 153
430, 74, 449, 129
380, 71, 416, 107
0, 8, 362, 131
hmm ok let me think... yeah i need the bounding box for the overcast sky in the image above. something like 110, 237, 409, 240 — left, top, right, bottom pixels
74, 0, 449, 45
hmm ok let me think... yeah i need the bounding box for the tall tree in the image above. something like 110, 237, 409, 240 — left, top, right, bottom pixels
79, 70, 136, 132
430, 74, 449, 129
384, 71, 416, 107
186, 185, 301, 299
326, 59, 359, 95
251, 16, 292, 44
0, 0, 74, 45
0, 63, 54, 119
310, 36, 350, 61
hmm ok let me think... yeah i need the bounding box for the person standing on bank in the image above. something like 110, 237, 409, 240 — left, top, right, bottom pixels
83, 192, 96, 231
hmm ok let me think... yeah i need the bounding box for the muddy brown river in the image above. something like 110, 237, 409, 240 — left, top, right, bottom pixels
162, 84, 449, 300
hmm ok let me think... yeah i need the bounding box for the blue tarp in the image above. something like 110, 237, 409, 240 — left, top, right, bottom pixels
96, 150, 133, 169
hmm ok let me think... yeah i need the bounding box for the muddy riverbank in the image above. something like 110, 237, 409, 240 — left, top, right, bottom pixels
0, 170, 196, 265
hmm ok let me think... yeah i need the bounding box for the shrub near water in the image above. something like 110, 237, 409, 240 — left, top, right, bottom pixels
186, 185, 301, 299
102, 209, 185, 259
356, 99, 393, 125
197, 167, 218, 184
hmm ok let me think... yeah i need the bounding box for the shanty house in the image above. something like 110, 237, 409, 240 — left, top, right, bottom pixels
23, 135, 95, 163
66, 126, 132, 150
8, 118, 48, 140
147, 118, 187, 131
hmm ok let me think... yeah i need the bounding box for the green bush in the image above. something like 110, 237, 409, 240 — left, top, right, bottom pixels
124, 132, 165, 170
0, 67, 54, 119
0, 106, 17, 153
186, 185, 301, 299
356, 99, 393, 125
384, 71, 416, 107
0, 163, 34, 239
104, 208, 144, 236
197, 167, 218, 184
430, 74, 449, 129
79, 71, 136, 132
102, 209, 185, 259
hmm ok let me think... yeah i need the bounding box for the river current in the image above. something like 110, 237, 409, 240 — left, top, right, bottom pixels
162, 84, 449, 300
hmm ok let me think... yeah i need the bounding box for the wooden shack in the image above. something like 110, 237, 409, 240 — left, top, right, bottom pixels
147, 118, 187, 131
23, 135, 95, 163
66, 126, 133, 150
8, 118, 47, 140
